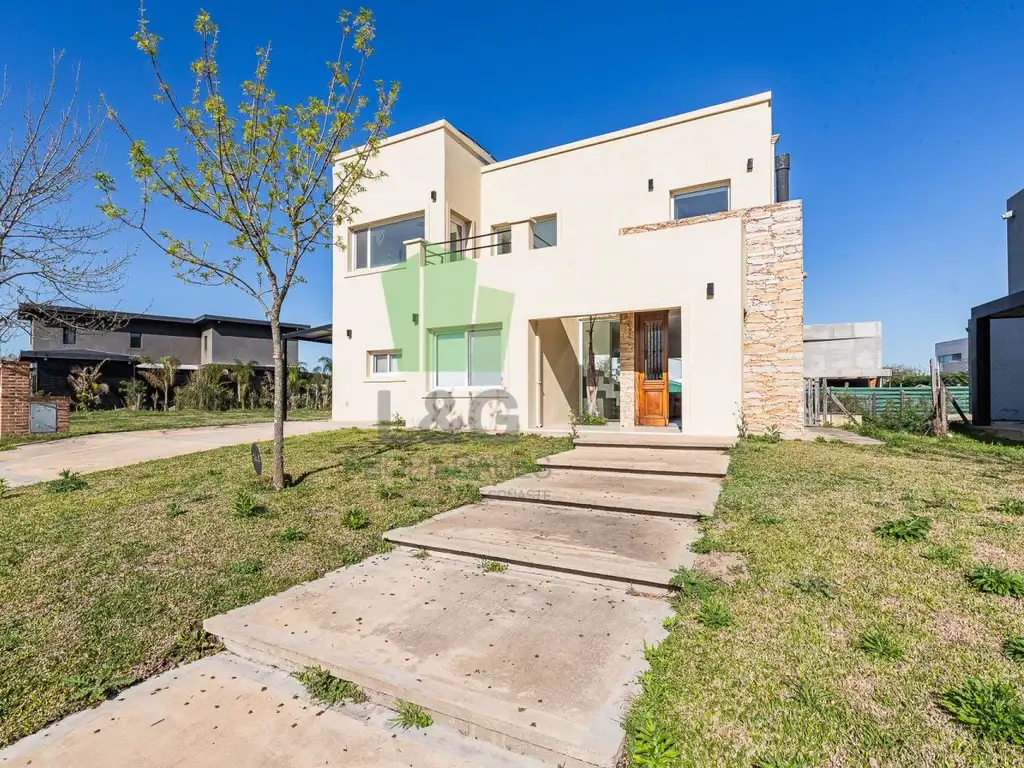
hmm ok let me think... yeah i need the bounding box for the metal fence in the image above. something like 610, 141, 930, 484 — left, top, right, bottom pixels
804, 382, 971, 426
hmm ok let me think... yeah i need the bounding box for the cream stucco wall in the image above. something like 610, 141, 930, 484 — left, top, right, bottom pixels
332, 93, 778, 435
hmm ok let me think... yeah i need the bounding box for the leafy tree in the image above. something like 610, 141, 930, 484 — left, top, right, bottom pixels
225, 358, 256, 408
95, 7, 398, 489
138, 355, 180, 410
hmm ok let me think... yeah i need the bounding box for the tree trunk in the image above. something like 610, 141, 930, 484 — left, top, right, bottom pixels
270, 313, 286, 489
586, 318, 598, 417
164, 383, 169, 411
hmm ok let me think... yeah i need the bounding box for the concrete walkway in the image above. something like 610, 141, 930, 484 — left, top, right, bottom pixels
2, 431, 728, 767
0, 420, 342, 486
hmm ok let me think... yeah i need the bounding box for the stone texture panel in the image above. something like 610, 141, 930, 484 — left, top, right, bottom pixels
619, 312, 636, 428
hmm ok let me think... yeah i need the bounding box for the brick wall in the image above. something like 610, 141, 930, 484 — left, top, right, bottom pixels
619, 312, 636, 428
0, 361, 31, 436
741, 201, 804, 435
31, 395, 71, 433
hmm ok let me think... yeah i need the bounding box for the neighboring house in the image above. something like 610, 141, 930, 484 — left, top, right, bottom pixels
330, 92, 805, 436
18, 305, 306, 397
935, 337, 969, 373
970, 187, 1024, 424
803, 322, 888, 386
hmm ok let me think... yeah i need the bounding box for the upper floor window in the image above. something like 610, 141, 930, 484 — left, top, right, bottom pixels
671, 185, 729, 221
353, 214, 425, 270
130, 332, 143, 349
62, 326, 76, 345
937, 353, 963, 363
531, 216, 557, 249
492, 226, 511, 256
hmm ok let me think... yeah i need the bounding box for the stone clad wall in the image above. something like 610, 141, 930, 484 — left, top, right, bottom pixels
619, 313, 636, 428
741, 201, 804, 434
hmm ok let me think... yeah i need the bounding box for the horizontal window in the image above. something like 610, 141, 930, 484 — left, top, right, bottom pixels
353, 215, 425, 270
671, 185, 729, 221
370, 350, 401, 376
531, 216, 557, 249
493, 226, 511, 256
937, 353, 963, 363
433, 326, 502, 388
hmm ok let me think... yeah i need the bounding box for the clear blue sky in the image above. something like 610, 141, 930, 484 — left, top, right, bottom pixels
1, 0, 1022, 367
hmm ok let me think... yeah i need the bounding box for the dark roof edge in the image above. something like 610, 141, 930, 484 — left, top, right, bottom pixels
17, 303, 310, 331
971, 289, 1024, 319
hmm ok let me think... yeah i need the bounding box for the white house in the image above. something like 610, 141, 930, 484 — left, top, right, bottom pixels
330, 92, 805, 436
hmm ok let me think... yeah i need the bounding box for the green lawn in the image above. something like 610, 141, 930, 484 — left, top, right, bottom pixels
0, 428, 567, 745
628, 431, 1024, 767
0, 408, 330, 451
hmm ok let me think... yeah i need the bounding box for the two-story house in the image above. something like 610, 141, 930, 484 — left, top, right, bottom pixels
331, 92, 805, 436
19, 305, 306, 396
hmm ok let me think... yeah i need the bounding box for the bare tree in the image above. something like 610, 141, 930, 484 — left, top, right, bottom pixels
96, 6, 397, 489
0, 52, 129, 343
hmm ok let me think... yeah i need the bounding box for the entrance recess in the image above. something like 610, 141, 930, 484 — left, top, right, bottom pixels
635, 310, 669, 426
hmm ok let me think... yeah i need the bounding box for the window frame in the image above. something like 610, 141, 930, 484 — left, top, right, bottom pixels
492, 225, 512, 256
369, 350, 402, 377
62, 326, 76, 345
431, 325, 503, 389
669, 183, 730, 221
530, 215, 558, 249
351, 213, 426, 271
129, 331, 143, 350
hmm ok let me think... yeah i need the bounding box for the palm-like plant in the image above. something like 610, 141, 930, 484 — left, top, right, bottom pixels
225, 359, 256, 409
287, 362, 308, 409
138, 355, 181, 410
67, 362, 110, 411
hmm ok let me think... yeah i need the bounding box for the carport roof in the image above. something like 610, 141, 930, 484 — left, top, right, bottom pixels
972, 289, 1024, 320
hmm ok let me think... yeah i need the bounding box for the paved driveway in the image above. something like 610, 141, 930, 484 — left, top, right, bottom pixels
0, 421, 344, 487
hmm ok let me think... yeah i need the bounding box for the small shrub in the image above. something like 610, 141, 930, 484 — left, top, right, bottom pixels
376, 484, 401, 500
164, 502, 186, 519
695, 598, 732, 629
575, 411, 608, 426
873, 515, 930, 543
764, 424, 782, 443
690, 535, 718, 555
412, 548, 430, 560
232, 490, 264, 518
938, 677, 1024, 744
66, 670, 136, 704
229, 558, 263, 575
629, 715, 680, 767
479, 559, 508, 573
668, 568, 720, 600
863, 400, 931, 435
342, 510, 369, 530
753, 514, 785, 525
792, 575, 837, 600
389, 699, 432, 729
375, 413, 406, 427
854, 629, 904, 661
294, 666, 368, 705
274, 526, 307, 543
922, 545, 958, 563
0, 478, 9, 499
966, 565, 1024, 598
47, 469, 87, 494
1003, 636, 1024, 663
997, 498, 1024, 516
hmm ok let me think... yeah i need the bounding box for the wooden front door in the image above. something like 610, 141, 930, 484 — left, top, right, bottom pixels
635, 311, 670, 427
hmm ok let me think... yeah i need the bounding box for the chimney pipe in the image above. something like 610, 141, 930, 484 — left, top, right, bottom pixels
775, 152, 791, 203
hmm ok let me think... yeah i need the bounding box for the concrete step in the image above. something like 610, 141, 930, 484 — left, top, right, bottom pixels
536, 446, 729, 477
480, 469, 720, 518
573, 432, 736, 451
384, 500, 699, 587
204, 551, 670, 768
0, 653, 547, 768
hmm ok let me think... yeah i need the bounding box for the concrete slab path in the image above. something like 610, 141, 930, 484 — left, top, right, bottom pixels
384, 500, 699, 586
0, 421, 342, 486
0, 653, 546, 768
536, 445, 730, 477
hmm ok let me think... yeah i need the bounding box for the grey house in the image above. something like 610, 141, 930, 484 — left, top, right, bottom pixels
935, 337, 969, 374
19, 305, 306, 397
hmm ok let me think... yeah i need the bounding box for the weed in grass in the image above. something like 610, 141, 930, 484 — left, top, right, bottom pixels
47, 469, 87, 494
433, 466, 465, 480
690, 535, 719, 555
338, 549, 362, 567
938, 677, 1024, 745
389, 699, 432, 729
873, 515, 931, 542
374, 413, 406, 428
0, 477, 8, 498
479, 559, 508, 573
756, 759, 811, 768
376, 483, 401, 500
753, 514, 785, 525
164, 502, 186, 519
996, 498, 1024, 516
275, 526, 307, 542
792, 575, 838, 600
342, 510, 369, 530
966, 565, 1024, 598
695, 598, 732, 629
791, 677, 831, 712
229, 558, 263, 575
232, 490, 264, 518
629, 715, 680, 767
171, 626, 222, 662
854, 629, 904, 661
1003, 636, 1024, 663
921, 545, 958, 563
66, 670, 136, 704
294, 666, 368, 705
515, 458, 543, 474
668, 567, 720, 600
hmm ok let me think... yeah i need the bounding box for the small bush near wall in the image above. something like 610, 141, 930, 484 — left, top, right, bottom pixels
175, 365, 233, 411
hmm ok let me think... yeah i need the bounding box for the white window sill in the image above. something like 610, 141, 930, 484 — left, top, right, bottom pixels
345, 262, 407, 278
423, 387, 510, 399
364, 377, 406, 383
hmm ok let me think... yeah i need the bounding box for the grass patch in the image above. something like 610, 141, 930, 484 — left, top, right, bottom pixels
479, 559, 508, 573
46, 470, 87, 494
228, 558, 263, 575
341, 510, 369, 530
0, 428, 565, 745
873, 515, 930, 542
791, 575, 837, 599
1003, 636, 1024, 663
164, 502, 186, 519
629, 715, 680, 766
668, 567, 720, 599
624, 433, 1024, 765
274, 526, 307, 543
389, 699, 432, 730
921, 545, 958, 563
938, 678, 1024, 745
232, 490, 265, 518
293, 666, 368, 705
753, 514, 785, 525
966, 565, 1024, 597
853, 629, 904, 661
695, 598, 732, 629
996, 498, 1024, 516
